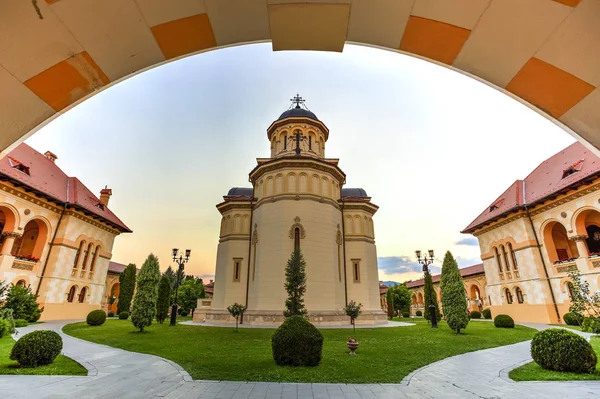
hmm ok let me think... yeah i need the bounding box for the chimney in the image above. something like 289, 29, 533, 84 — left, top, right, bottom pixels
99, 186, 112, 207
210, 279, 214, 284
44, 151, 58, 163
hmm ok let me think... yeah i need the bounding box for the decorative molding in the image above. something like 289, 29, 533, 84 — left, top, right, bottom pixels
12, 260, 35, 271
24, 209, 30, 215
556, 264, 578, 273
254, 193, 341, 211
560, 212, 567, 218
252, 229, 258, 245
592, 260, 600, 268
249, 158, 345, 185
289, 217, 306, 239
344, 237, 376, 244
1, 231, 22, 238
569, 235, 588, 242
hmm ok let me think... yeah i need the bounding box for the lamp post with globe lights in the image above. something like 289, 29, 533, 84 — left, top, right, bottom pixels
415, 249, 438, 328
170, 248, 191, 327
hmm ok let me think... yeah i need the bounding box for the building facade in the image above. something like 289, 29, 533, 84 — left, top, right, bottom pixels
462, 142, 600, 324
201, 96, 386, 326
0, 144, 131, 320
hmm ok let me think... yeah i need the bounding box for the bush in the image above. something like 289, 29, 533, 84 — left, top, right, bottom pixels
531, 328, 597, 373
86, 310, 107, 326
402, 311, 409, 318
0, 318, 9, 338
415, 310, 422, 317
482, 308, 492, 319
581, 317, 600, 333
272, 316, 323, 367
107, 311, 115, 318
0, 308, 15, 334
119, 311, 129, 320
10, 330, 63, 367
180, 310, 189, 317
494, 314, 514, 328
14, 319, 28, 327
563, 312, 583, 326
470, 311, 481, 319
3, 284, 43, 322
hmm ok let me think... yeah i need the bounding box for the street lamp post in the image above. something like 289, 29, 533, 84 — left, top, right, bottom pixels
415, 249, 438, 328
170, 248, 191, 327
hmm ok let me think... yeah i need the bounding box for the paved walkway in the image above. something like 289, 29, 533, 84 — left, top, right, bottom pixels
1, 321, 598, 398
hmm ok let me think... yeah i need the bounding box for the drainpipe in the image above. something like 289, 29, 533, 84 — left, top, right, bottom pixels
341, 199, 348, 305
523, 181, 561, 323
241, 182, 255, 324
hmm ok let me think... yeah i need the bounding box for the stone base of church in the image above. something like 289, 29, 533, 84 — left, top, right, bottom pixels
204, 309, 388, 326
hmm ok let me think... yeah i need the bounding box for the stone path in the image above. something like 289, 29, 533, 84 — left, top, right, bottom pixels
1, 321, 598, 398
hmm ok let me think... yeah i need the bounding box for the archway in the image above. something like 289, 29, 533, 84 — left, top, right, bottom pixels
11, 219, 49, 261
543, 221, 579, 263
108, 283, 120, 313
417, 292, 424, 305
2, 1, 600, 158
574, 209, 600, 255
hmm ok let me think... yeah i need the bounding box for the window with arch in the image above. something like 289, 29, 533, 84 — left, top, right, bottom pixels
352, 259, 361, 283
284, 135, 287, 150
515, 287, 524, 304
67, 286, 77, 303
309, 136, 312, 150
233, 258, 242, 282
72, 241, 85, 275
16, 279, 26, 287
508, 243, 518, 269
78, 287, 87, 303
505, 288, 513, 304
566, 282, 575, 300
501, 245, 510, 271
494, 247, 503, 272
89, 245, 100, 279
294, 227, 300, 251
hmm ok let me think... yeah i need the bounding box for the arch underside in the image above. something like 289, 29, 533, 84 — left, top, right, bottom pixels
1, 0, 599, 157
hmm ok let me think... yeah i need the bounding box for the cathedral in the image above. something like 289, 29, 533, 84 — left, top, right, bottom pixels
202, 96, 386, 326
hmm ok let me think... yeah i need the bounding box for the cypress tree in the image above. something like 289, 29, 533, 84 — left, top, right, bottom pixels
156, 275, 171, 324
283, 249, 307, 318
131, 254, 161, 331
117, 264, 137, 314
386, 287, 395, 319
423, 271, 441, 322
440, 251, 469, 333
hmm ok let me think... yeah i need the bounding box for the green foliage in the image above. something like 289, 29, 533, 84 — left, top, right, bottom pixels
0, 279, 7, 298
271, 315, 323, 367
482, 308, 492, 319
14, 319, 28, 327
86, 310, 106, 326
178, 278, 205, 314
389, 284, 412, 314
10, 330, 63, 367
439, 251, 469, 333
163, 266, 176, 289
563, 312, 583, 326
119, 311, 129, 320
416, 310, 422, 316
581, 317, 600, 333
0, 308, 15, 334
3, 284, 43, 322
107, 311, 115, 317
386, 288, 394, 319
470, 311, 481, 319
180, 310, 188, 317
494, 314, 515, 328
423, 272, 441, 322
568, 270, 600, 318
227, 302, 246, 332
156, 275, 172, 324
0, 318, 9, 338
402, 311, 409, 318
531, 328, 597, 373
344, 300, 362, 333
117, 263, 137, 314
283, 249, 307, 318
131, 254, 160, 332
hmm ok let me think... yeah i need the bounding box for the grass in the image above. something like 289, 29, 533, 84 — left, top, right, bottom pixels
509, 337, 600, 381
0, 335, 87, 376
550, 324, 582, 331
63, 318, 536, 383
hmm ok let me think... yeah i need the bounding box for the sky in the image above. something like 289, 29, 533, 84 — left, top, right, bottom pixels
24, 42, 576, 284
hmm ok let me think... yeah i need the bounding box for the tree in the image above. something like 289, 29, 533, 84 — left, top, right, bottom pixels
568, 270, 600, 318
423, 271, 441, 322
2, 284, 43, 322
156, 275, 171, 324
178, 278, 205, 315
386, 287, 394, 319
344, 300, 362, 333
117, 263, 137, 314
283, 249, 307, 318
130, 254, 161, 331
227, 303, 246, 332
163, 266, 176, 287
440, 251, 469, 333
391, 284, 412, 315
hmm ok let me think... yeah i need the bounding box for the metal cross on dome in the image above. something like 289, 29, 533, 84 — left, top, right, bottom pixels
290, 94, 305, 108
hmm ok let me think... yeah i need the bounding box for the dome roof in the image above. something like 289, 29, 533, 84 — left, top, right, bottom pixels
227, 187, 253, 196
277, 106, 319, 121
342, 188, 369, 198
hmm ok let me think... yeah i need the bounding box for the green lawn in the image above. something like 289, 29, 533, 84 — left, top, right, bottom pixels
509, 337, 600, 381
63, 318, 535, 383
550, 324, 582, 331
0, 335, 87, 376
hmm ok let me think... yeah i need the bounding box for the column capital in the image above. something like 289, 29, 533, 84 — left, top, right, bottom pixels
568, 234, 588, 242
1, 231, 22, 239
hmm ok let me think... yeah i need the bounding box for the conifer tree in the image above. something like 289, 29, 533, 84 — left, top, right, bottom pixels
131, 254, 160, 331
423, 271, 441, 322
156, 275, 171, 324
117, 264, 137, 314
386, 287, 395, 319
283, 249, 307, 318
440, 251, 469, 333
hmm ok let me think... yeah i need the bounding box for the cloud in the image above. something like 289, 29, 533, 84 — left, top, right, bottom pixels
455, 237, 479, 246
378, 256, 441, 275
455, 256, 481, 267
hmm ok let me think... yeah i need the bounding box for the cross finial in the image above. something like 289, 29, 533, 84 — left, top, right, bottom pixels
290, 94, 305, 109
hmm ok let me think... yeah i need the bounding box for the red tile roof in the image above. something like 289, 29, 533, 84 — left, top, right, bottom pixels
405, 263, 484, 289
108, 261, 127, 274
462, 142, 600, 233
0, 144, 131, 232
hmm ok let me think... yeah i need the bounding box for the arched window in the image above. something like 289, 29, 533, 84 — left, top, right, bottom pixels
294, 227, 300, 251
67, 286, 77, 303
508, 243, 518, 269
82, 243, 93, 271
515, 287, 524, 303
89, 245, 100, 278
505, 288, 513, 304
78, 287, 87, 303
494, 247, 503, 272
566, 282, 575, 300
284, 135, 287, 150
501, 245, 510, 271
16, 279, 26, 287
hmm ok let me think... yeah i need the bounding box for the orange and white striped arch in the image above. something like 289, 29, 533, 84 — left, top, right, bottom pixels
1, 0, 599, 155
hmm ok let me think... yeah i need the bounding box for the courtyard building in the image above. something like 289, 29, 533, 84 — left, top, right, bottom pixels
0, 144, 131, 320
199, 96, 386, 326
462, 142, 600, 324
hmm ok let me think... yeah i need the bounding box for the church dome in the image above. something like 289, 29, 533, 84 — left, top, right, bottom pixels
277, 106, 319, 121
227, 187, 253, 196
342, 188, 369, 198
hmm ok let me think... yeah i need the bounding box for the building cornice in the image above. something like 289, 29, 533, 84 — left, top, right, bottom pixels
249, 157, 346, 185
266, 118, 330, 141
254, 193, 341, 211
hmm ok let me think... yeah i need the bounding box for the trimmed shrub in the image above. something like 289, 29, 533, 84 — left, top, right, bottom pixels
470, 311, 481, 319
3, 284, 43, 322
180, 310, 189, 317
119, 311, 129, 320
563, 312, 583, 326
107, 311, 115, 318
531, 328, 597, 373
272, 315, 323, 367
0, 318, 9, 338
130, 254, 160, 332
402, 311, 409, 318
581, 317, 600, 333
494, 314, 514, 328
482, 308, 492, 319
86, 310, 107, 326
0, 308, 16, 334
14, 319, 28, 328
10, 330, 63, 367
415, 310, 422, 317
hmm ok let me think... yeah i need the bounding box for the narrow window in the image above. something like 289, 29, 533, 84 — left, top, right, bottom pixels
567, 282, 575, 300
515, 287, 524, 304
233, 259, 242, 282
67, 286, 76, 303
505, 288, 513, 304
309, 136, 312, 150
494, 247, 503, 273
352, 259, 361, 283
294, 227, 300, 251
508, 243, 518, 269
284, 135, 287, 150
501, 245, 510, 271
78, 287, 87, 303
89, 245, 100, 278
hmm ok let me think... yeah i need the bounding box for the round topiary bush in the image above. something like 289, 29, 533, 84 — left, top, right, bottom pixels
470, 311, 481, 319
416, 310, 423, 317
14, 319, 28, 328
494, 314, 514, 328
107, 311, 115, 318
482, 308, 492, 319
402, 311, 409, 318
10, 330, 63, 367
272, 316, 324, 367
86, 310, 107, 326
531, 328, 597, 373
563, 312, 583, 326
119, 311, 129, 320
180, 310, 189, 317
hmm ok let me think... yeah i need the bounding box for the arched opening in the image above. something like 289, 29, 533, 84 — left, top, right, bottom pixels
108, 282, 120, 313
515, 287, 524, 304
508, 243, 518, 269
417, 292, 424, 305
11, 219, 48, 261
78, 287, 87, 303
16, 279, 26, 287
574, 209, 600, 255
566, 281, 576, 300
494, 247, 502, 273
72, 240, 85, 275
89, 245, 100, 278
411, 294, 417, 305
505, 288, 513, 305
543, 221, 579, 264
67, 286, 77, 303
0, 206, 17, 235
470, 285, 482, 304
501, 244, 510, 271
